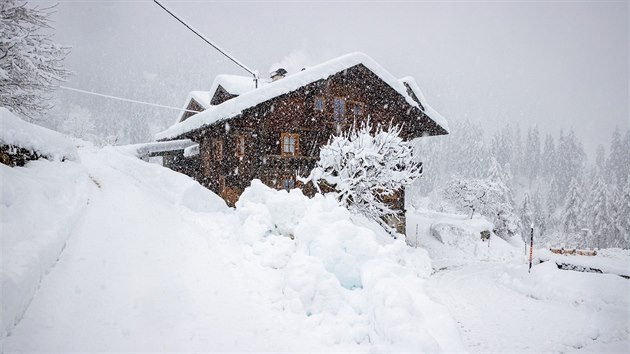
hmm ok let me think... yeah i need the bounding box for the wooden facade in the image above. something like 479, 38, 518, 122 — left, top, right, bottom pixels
162, 63, 447, 233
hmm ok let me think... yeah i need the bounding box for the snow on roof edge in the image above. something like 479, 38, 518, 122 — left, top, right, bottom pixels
157, 52, 448, 140
174, 91, 212, 125
398, 76, 450, 133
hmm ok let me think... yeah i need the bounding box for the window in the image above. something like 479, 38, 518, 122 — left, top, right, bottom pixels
350, 101, 364, 118
235, 135, 245, 158
280, 133, 299, 156
333, 97, 345, 128
213, 139, 223, 161
314, 97, 324, 112
283, 178, 295, 191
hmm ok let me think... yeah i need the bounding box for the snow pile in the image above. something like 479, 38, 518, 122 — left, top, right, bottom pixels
0, 107, 78, 161
0, 159, 91, 336
407, 207, 523, 268
536, 248, 630, 278
233, 180, 463, 351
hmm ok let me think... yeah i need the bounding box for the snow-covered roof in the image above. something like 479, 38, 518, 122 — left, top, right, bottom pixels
0, 107, 78, 161
398, 76, 449, 132
158, 52, 448, 140
131, 139, 197, 158
174, 75, 262, 124
174, 91, 212, 124
209, 74, 259, 96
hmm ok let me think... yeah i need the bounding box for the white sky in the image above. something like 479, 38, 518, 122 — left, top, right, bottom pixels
44, 0, 628, 156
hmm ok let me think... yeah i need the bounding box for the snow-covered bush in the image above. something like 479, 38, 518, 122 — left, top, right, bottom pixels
441, 177, 522, 240
302, 122, 422, 232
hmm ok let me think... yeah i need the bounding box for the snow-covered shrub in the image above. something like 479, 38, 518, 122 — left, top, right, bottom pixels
441, 177, 522, 240
301, 122, 422, 232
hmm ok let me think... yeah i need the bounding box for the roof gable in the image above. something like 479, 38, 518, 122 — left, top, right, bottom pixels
158, 52, 448, 140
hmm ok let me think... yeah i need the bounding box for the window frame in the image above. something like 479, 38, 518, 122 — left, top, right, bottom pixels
333, 97, 346, 129
348, 100, 364, 119
280, 132, 300, 157
314, 96, 325, 112
235, 135, 245, 158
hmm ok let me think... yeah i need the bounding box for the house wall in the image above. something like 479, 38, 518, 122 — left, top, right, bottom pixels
165, 64, 445, 233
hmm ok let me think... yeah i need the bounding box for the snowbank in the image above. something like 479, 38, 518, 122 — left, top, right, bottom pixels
536, 248, 630, 278
0, 107, 78, 161
233, 180, 464, 351
407, 207, 523, 268
0, 159, 91, 336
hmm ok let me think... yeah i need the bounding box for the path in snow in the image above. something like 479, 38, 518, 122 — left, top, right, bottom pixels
2, 148, 318, 352
428, 262, 629, 353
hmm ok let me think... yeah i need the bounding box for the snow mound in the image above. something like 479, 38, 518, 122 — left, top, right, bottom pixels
0, 159, 91, 336
407, 207, 523, 268
536, 248, 630, 278
234, 180, 464, 351
0, 107, 78, 161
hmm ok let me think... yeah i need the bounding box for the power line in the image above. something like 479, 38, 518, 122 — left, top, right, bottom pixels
152, 0, 259, 87
59, 85, 200, 113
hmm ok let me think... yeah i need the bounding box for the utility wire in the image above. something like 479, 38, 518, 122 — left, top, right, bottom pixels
59, 85, 200, 113
152, 0, 259, 87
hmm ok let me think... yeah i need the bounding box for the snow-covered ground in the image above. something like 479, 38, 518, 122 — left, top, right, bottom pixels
1, 121, 628, 352
408, 207, 629, 353
1, 143, 463, 352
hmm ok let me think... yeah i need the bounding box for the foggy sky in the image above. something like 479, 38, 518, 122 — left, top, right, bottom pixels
44, 0, 628, 156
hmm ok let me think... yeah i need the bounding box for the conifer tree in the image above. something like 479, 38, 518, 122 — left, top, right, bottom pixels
588, 174, 612, 248
606, 127, 629, 191
519, 192, 533, 242
561, 178, 585, 239
610, 178, 629, 249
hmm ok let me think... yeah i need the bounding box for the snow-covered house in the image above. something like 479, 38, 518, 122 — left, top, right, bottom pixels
156, 52, 448, 231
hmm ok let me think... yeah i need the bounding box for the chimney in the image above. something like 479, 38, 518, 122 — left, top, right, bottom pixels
270, 68, 287, 81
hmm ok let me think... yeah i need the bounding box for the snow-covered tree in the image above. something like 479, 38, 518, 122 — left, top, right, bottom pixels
520, 192, 533, 240
587, 174, 612, 249
61, 104, 95, 140
541, 133, 556, 179
606, 127, 630, 191
531, 190, 548, 237
560, 178, 586, 243
595, 144, 606, 174
0, 1, 71, 118
303, 122, 422, 231
442, 177, 521, 240
524, 126, 541, 186
611, 178, 630, 249
555, 130, 586, 200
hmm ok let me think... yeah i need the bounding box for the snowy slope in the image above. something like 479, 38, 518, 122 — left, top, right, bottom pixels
1, 145, 463, 352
